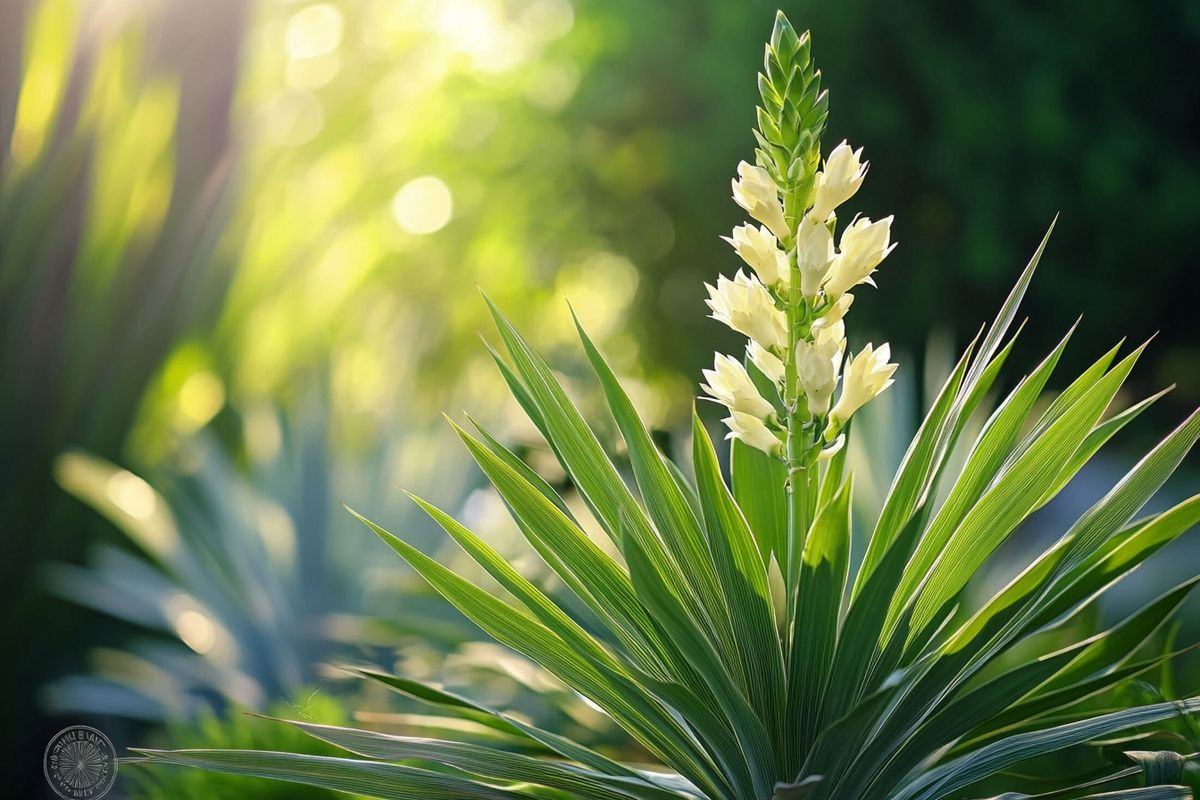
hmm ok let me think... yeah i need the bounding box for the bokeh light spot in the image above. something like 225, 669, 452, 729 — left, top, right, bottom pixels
521, 0, 575, 41
178, 370, 225, 427
285, 4, 344, 59
391, 176, 453, 234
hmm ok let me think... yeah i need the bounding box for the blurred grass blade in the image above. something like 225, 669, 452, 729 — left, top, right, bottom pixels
132, 748, 527, 799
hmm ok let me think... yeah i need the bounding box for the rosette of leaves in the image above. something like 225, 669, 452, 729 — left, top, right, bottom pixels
135, 12, 1200, 800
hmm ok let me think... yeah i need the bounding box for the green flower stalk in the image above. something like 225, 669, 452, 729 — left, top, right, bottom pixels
705, 12, 896, 594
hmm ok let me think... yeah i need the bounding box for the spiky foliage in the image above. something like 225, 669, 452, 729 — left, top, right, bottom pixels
136, 12, 1200, 800
42, 394, 475, 721
46, 402, 635, 756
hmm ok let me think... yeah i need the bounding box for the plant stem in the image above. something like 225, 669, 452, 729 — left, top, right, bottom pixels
783, 233, 809, 597
787, 420, 810, 584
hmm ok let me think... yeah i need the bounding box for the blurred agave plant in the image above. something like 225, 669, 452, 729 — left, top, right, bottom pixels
42, 404, 405, 720
135, 12, 1200, 800
46, 385, 640, 756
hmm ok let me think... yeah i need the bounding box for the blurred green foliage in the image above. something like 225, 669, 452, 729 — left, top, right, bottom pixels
122, 691, 361, 799
0, 0, 240, 789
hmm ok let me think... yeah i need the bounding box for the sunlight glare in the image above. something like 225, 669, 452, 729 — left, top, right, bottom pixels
391, 175, 453, 234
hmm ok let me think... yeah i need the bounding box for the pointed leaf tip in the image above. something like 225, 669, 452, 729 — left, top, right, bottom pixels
770, 10, 801, 55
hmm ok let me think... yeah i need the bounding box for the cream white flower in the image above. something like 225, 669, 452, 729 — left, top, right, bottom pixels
809, 141, 867, 221
704, 271, 787, 350
723, 223, 789, 287
724, 409, 782, 456
796, 328, 845, 417
815, 318, 845, 348
829, 342, 897, 429
702, 353, 776, 420
796, 215, 834, 298
812, 293, 854, 334
732, 161, 789, 239
747, 340, 785, 386
824, 216, 895, 299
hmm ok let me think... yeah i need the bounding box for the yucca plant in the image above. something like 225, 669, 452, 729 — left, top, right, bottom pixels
135, 12, 1200, 799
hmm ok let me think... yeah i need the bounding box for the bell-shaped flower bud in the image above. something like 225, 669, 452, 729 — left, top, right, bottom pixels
723, 223, 789, 288
702, 353, 776, 420
809, 141, 867, 221
824, 215, 896, 299
796, 215, 835, 298
723, 409, 783, 457
796, 326, 845, 417
747, 340, 785, 387
829, 342, 897, 430
704, 270, 787, 350
732, 161, 789, 240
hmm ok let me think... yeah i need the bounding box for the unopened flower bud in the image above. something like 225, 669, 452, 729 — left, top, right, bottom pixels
796, 330, 845, 417
796, 215, 835, 298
